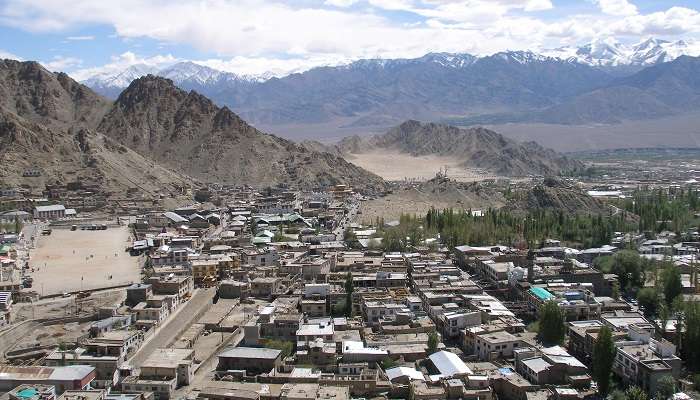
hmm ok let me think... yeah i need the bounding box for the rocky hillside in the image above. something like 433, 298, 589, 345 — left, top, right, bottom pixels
336, 121, 583, 176
506, 178, 609, 215
97, 75, 387, 192
0, 60, 193, 197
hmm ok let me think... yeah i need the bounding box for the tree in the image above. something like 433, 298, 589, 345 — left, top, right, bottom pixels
592, 325, 616, 396
663, 264, 682, 306
343, 227, 359, 249
624, 386, 648, 400
684, 302, 700, 371
13, 215, 22, 234
655, 375, 676, 399
537, 300, 566, 345
344, 272, 354, 317
612, 283, 620, 300
381, 357, 398, 370
610, 250, 644, 293
427, 331, 439, 355
637, 287, 659, 316
609, 390, 626, 400
261, 339, 293, 359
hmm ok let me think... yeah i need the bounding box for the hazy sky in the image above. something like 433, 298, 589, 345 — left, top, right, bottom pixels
1, 0, 699, 79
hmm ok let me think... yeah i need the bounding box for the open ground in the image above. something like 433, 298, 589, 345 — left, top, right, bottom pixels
29, 226, 141, 296
346, 150, 500, 182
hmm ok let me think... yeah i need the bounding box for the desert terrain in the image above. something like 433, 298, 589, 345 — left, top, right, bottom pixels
346, 150, 501, 182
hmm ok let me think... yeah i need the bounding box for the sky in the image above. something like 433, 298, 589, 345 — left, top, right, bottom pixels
0, 0, 699, 80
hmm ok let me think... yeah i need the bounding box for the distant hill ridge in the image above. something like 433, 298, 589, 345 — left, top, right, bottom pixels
328, 120, 583, 176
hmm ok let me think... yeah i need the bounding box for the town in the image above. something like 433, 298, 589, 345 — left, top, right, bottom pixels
0, 151, 699, 400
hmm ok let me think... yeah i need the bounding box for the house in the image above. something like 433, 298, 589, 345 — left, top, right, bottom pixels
0, 365, 95, 394
613, 326, 681, 394
471, 330, 521, 361
515, 346, 589, 386
45, 331, 143, 389
122, 349, 194, 400
296, 322, 334, 347
34, 205, 66, 220
250, 277, 281, 299
217, 347, 283, 375
7, 384, 56, 400
125, 284, 152, 307
0, 291, 12, 325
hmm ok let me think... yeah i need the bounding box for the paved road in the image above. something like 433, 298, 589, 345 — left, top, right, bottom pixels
128, 288, 215, 367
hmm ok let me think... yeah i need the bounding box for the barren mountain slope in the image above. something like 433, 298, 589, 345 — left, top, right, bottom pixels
506, 178, 609, 215
336, 121, 583, 177
97, 75, 387, 193
0, 60, 195, 197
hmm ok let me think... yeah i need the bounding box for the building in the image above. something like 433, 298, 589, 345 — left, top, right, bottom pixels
471, 330, 521, 361
0, 365, 96, 394
428, 351, 473, 379
7, 384, 56, 400
216, 347, 283, 375
296, 322, 334, 347
45, 331, 143, 388
34, 205, 66, 220
0, 291, 12, 325
125, 284, 152, 307
122, 349, 194, 400
613, 326, 681, 394
148, 276, 193, 302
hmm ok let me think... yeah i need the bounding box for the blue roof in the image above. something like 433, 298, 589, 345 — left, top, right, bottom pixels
530, 287, 554, 301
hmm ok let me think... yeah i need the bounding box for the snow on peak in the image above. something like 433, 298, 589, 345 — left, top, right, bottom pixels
544, 37, 699, 68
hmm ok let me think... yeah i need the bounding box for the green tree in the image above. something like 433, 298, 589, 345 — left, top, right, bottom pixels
624, 386, 648, 400
381, 357, 398, 370
343, 227, 359, 249
261, 339, 293, 359
663, 264, 682, 306
637, 287, 659, 316
611, 250, 644, 293
427, 331, 439, 355
609, 390, 626, 400
592, 325, 616, 396
684, 302, 700, 370
13, 216, 22, 234
344, 272, 354, 317
537, 300, 566, 345
655, 375, 676, 399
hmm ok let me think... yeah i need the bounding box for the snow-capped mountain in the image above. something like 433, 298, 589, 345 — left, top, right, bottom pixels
82, 64, 160, 98
544, 37, 699, 68
82, 61, 269, 98
83, 37, 698, 100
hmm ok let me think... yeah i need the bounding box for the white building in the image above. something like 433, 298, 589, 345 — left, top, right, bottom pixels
34, 204, 66, 220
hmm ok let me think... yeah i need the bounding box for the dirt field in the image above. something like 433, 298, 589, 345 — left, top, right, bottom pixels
346, 150, 499, 182
29, 226, 141, 296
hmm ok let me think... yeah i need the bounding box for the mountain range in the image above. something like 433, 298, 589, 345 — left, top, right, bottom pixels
75, 37, 700, 142
0, 60, 388, 195
543, 37, 695, 70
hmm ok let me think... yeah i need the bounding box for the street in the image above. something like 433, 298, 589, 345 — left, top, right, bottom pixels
128, 287, 215, 367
